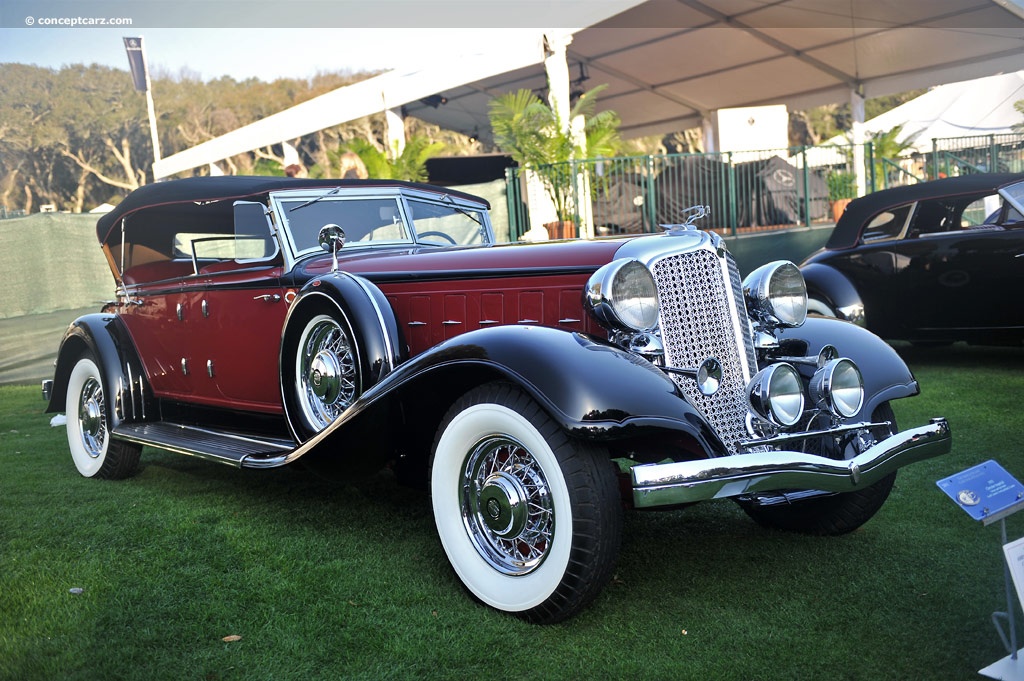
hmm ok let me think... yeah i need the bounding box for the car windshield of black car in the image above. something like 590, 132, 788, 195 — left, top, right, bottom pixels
1000, 180, 1024, 219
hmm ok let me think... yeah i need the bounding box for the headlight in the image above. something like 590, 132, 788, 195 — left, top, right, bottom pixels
748, 363, 804, 427
585, 259, 660, 332
809, 358, 864, 418
742, 261, 807, 328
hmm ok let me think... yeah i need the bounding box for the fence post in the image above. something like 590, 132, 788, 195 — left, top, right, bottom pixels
800, 145, 810, 227
645, 154, 657, 233
866, 142, 876, 192
931, 138, 938, 180
990, 134, 997, 173
504, 167, 522, 241
726, 152, 737, 235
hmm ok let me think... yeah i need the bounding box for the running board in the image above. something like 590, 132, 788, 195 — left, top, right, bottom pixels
113, 422, 295, 467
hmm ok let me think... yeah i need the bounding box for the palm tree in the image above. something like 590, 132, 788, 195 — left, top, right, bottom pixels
489, 85, 621, 223
331, 136, 446, 182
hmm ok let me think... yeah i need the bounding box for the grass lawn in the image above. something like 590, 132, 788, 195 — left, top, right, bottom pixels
2, 342, 1023, 680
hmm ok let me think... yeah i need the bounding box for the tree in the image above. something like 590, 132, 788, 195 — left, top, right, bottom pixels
330, 136, 445, 182
488, 85, 621, 222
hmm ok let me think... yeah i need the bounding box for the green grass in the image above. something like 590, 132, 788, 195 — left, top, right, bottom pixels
2, 343, 1023, 680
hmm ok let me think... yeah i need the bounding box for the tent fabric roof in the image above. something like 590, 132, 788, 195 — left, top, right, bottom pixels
406, 0, 1024, 143
154, 0, 1024, 178
835, 71, 1024, 153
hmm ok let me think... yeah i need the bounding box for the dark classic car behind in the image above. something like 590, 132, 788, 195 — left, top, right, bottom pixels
801, 173, 1024, 345
44, 176, 951, 623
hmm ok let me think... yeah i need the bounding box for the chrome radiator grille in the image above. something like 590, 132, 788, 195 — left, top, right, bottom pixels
652, 248, 757, 454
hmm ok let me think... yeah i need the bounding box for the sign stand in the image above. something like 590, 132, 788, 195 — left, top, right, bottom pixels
937, 460, 1024, 681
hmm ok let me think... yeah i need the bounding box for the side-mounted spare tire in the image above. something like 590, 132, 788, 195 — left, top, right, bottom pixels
280, 276, 403, 443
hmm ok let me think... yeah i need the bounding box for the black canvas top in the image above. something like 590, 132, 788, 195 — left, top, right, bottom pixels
96, 176, 490, 243
827, 172, 1024, 250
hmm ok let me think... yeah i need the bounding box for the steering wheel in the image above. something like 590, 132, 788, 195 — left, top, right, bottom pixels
417, 231, 457, 245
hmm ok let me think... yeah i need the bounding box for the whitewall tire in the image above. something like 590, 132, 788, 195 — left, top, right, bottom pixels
65, 354, 141, 479
430, 382, 621, 623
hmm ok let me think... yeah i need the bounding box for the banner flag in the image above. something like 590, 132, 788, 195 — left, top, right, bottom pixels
123, 37, 148, 92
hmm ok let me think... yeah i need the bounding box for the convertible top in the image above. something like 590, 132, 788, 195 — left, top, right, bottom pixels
96, 176, 490, 243
827, 172, 1024, 250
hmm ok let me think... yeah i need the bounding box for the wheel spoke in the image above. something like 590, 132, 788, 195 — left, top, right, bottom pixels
461, 435, 555, 575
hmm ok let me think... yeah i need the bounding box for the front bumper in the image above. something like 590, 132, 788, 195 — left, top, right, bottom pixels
630, 417, 951, 508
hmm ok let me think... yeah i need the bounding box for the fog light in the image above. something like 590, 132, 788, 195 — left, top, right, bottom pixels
748, 363, 804, 427
810, 358, 864, 418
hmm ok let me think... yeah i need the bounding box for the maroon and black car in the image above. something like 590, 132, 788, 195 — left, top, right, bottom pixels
44, 176, 950, 622
801, 173, 1024, 345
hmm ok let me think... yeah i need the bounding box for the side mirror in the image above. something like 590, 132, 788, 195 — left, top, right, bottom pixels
318, 224, 345, 272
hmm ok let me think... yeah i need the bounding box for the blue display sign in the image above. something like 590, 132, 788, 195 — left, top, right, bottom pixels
937, 460, 1024, 524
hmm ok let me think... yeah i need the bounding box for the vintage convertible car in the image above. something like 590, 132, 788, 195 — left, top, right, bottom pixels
801, 173, 1024, 345
43, 176, 950, 623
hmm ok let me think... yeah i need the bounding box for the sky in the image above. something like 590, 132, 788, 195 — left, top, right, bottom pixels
0, 27, 552, 81
0, 0, 639, 82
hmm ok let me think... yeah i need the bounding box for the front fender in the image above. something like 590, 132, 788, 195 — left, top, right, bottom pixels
246, 325, 725, 468
800, 262, 865, 324
775, 316, 918, 418
45, 314, 150, 424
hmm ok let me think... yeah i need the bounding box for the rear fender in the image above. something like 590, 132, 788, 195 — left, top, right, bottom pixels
46, 314, 151, 424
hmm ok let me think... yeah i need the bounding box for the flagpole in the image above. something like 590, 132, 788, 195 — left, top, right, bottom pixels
123, 37, 161, 171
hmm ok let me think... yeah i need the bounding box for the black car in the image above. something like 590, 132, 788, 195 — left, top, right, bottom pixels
801, 173, 1024, 345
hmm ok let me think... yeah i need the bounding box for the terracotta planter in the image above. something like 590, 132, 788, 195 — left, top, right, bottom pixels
831, 198, 853, 222
543, 220, 576, 240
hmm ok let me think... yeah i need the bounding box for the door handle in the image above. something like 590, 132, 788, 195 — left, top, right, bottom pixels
253, 294, 282, 302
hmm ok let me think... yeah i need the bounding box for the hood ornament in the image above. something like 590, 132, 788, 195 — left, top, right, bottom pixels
660, 205, 711, 235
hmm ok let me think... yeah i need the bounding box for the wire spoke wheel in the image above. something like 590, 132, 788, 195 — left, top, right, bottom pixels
431, 382, 621, 623
295, 314, 358, 432
461, 435, 555, 575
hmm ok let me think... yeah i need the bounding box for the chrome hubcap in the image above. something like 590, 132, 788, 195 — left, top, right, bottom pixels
297, 317, 357, 431
309, 350, 341, 403
461, 435, 554, 575
77, 377, 105, 458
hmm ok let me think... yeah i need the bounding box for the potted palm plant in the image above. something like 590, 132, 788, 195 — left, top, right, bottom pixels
827, 170, 856, 221
489, 86, 621, 238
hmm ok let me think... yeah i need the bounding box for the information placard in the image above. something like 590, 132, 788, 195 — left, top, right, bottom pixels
937, 460, 1024, 524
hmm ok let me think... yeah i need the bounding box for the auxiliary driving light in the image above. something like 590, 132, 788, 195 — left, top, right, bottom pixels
809, 358, 864, 418
748, 363, 804, 427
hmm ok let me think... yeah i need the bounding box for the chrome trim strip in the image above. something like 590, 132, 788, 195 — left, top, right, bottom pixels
631, 417, 951, 508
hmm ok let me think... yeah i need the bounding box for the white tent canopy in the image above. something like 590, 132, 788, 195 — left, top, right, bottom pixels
836, 71, 1024, 153
153, 0, 1024, 180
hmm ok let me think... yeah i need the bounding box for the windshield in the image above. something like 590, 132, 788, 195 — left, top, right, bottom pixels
999, 180, 1024, 219
274, 196, 410, 257
407, 199, 486, 246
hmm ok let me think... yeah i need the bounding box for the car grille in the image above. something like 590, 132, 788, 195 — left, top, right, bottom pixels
652, 248, 757, 454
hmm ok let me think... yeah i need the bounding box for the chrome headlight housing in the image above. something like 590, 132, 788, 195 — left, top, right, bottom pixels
585, 259, 660, 332
809, 358, 864, 418
748, 363, 805, 427
742, 261, 807, 328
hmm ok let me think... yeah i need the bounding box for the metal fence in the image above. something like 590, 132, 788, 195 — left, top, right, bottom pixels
0, 207, 27, 220
506, 133, 1024, 239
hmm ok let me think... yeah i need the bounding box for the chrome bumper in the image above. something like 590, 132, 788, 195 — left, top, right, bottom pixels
631, 417, 951, 508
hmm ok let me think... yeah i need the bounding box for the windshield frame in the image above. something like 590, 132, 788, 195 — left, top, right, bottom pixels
268, 186, 494, 269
